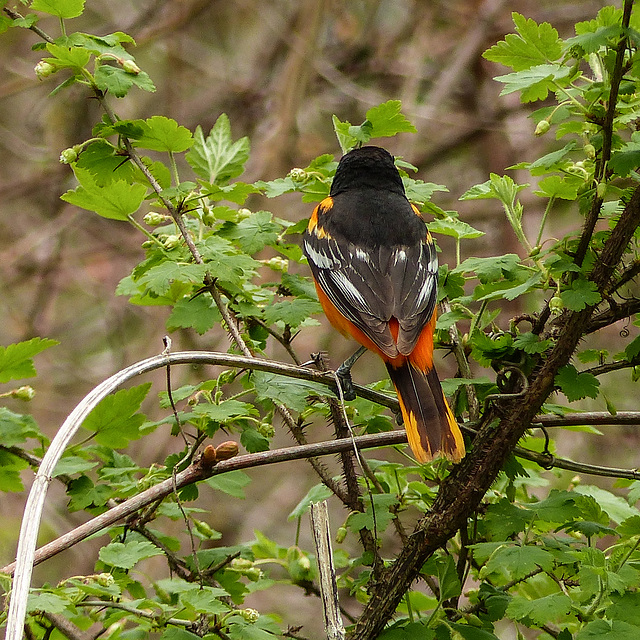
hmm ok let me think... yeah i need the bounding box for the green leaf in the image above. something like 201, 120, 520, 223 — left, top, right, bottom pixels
0, 408, 42, 447
98, 540, 163, 569
167, 294, 222, 335
252, 371, 329, 412
44, 43, 91, 69
83, 383, 151, 448
365, 100, 417, 138
535, 175, 581, 200
483, 498, 531, 539
494, 64, 571, 103
523, 490, 581, 522
160, 628, 200, 640
607, 592, 640, 627
483, 12, 562, 70
61, 167, 147, 220
32, 0, 85, 19
576, 620, 640, 640
447, 623, 500, 640
347, 493, 398, 534
135, 116, 193, 153
506, 592, 572, 625
205, 470, 251, 498
513, 332, 552, 354
455, 254, 521, 284
136, 262, 209, 297
574, 485, 639, 524
179, 586, 229, 614
435, 554, 461, 602
609, 142, 640, 177
555, 365, 600, 401
484, 544, 554, 580
186, 115, 250, 184
0, 450, 29, 492
26, 591, 70, 614
427, 217, 484, 240
219, 211, 281, 254
560, 278, 602, 311
240, 427, 270, 453
0, 337, 58, 383
403, 179, 447, 205
191, 399, 257, 423
262, 298, 322, 328
288, 483, 333, 520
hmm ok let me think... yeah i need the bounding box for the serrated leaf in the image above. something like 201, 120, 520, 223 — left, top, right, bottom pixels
483, 12, 562, 70
365, 100, 417, 138
506, 592, 572, 625
455, 254, 521, 283
0, 408, 42, 447
0, 450, 28, 492
32, 0, 85, 20
0, 337, 58, 383
262, 298, 322, 328
252, 371, 329, 413
186, 115, 249, 184
535, 175, 581, 199
167, 295, 221, 335
219, 211, 281, 254
240, 427, 270, 453
574, 485, 639, 524
83, 383, 151, 447
135, 116, 193, 153
576, 620, 639, 640
427, 217, 484, 240
513, 332, 552, 354
191, 399, 257, 423
61, 166, 147, 220
205, 470, 251, 498
555, 365, 600, 401
484, 544, 554, 580
494, 64, 571, 103
560, 278, 602, 311
136, 262, 209, 297
99, 540, 163, 569
179, 586, 229, 614
26, 591, 71, 614
609, 142, 640, 177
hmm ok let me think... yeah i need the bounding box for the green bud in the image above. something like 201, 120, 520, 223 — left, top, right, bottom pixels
262, 257, 289, 272
584, 143, 596, 160
236, 208, 252, 221
257, 422, 275, 438
163, 234, 181, 249
143, 211, 167, 226
335, 526, 348, 544
34, 60, 56, 80
534, 119, 550, 136
549, 295, 564, 314
529, 245, 541, 258
192, 519, 218, 539
122, 59, 141, 75
596, 181, 607, 199
11, 385, 35, 401
95, 573, 114, 587
59, 147, 79, 164
239, 608, 260, 623
231, 557, 254, 571
288, 168, 308, 183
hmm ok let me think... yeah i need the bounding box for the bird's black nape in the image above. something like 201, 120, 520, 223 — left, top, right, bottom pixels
330, 146, 405, 197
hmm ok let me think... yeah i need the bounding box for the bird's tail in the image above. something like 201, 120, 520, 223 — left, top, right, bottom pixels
386, 361, 465, 463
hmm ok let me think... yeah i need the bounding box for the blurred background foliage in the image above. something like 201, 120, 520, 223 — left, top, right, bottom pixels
1, 0, 631, 632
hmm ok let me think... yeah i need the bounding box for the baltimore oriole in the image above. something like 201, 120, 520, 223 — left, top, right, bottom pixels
303, 146, 465, 463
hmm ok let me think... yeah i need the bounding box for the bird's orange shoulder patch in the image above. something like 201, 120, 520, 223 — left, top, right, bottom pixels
308, 197, 334, 239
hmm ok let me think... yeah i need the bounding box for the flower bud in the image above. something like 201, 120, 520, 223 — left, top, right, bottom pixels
239, 608, 260, 623
262, 257, 289, 272
11, 385, 35, 401
549, 295, 564, 314
143, 211, 167, 226
59, 147, 79, 164
335, 526, 348, 544
534, 120, 551, 136
596, 181, 607, 199
34, 60, 55, 80
163, 234, 181, 249
288, 168, 308, 183
122, 59, 141, 75
215, 441, 239, 461
257, 422, 275, 438
584, 143, 596, 160
236, 208, 252, 221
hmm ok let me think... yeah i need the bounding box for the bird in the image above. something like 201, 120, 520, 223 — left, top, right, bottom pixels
302, 145, 465, 463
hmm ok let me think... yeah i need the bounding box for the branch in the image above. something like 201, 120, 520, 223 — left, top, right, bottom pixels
1, 430, 407, 577
586, 297, 640, 334
573, 0, 632, 267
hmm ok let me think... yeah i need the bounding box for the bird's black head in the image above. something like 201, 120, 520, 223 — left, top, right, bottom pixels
330, 146, 405, 197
